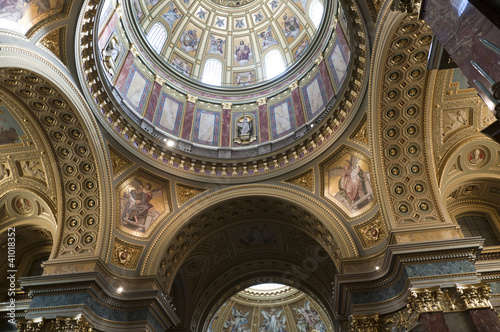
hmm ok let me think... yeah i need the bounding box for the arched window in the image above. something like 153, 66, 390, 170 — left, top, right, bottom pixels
457, 214, 500, 246
201, 58, 223, 86
264, 49, 286, 80
309, 0, 324, 29
146, 23, 167, 53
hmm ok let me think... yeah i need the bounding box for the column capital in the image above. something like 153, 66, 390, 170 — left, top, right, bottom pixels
222, 102, 233, 109
456, 283, 492, 309
187, 94, 198, 103
407, 286, 444, 313
257, 97, 267, 106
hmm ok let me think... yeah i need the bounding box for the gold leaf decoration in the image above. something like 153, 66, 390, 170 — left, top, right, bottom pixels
176, 183, 208, 205
284, 169, 314, 192
110, 237, 143, 269
350, 114, 368, 145
108, 144, 132, 179
353, 213, 387, 249
37, 26, 67, 66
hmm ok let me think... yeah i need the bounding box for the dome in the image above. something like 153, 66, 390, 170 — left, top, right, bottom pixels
130, 0, 325, 87
88, 0, 365, 178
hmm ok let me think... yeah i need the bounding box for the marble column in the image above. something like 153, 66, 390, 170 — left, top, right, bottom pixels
418, 312, 450, 332
468, 308, 500, 332
221, 103, 232, 147
143, 75, 164, 122
257, 98, 269, 143
181, 94, 197, 140
290, 81, 305, 127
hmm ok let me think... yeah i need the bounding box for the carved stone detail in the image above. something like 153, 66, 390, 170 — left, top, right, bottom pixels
456, 283, 492, 309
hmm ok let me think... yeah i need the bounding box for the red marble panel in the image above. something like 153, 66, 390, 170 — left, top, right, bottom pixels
291, 88, 306, 127
319, 60, 335, 100
114, 51, 135, 92
221, 108, 231, 147
468, 308, 500, 332
144, 82, 162, 122
98, 10, 119, 50
418, 312, 450, 332
258, 104, 269, 142
181, 101, 196, 140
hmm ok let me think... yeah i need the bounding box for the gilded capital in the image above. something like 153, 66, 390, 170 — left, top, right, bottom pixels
456, 283, 492, 309
187, 94, 198, 103
257, 97, 267, 106
315, 53, 324, 65
222, 102, 233, 109
129, 43, 139, 57
350, 313, 381, 332
289, 81, 299, 90
407, 286, 443, 313
155, 74, 166, 85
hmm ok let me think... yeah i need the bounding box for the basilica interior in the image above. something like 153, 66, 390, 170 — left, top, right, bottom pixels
0, 0, 499, 331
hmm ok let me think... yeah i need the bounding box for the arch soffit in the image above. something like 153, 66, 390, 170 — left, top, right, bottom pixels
142, 185, 359, 279
0, 48, 113, 261
368, 7, 446, 227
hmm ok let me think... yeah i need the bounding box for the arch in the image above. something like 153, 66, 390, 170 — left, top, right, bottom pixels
201, 58, 223, 86
142, 185, 359, 285
0, 47, 113, 262
264, 48, 286, 80
146, 22, 167, 53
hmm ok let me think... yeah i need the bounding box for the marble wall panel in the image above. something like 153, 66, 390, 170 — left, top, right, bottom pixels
121, 66, 152, 115
270, 98, 295, 139
154, 92, 184, 136
193, 109, 220, 145
302, 73, 327, 120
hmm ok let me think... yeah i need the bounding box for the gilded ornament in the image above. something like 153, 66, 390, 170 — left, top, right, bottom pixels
350, 117, 369, 144
108, 144, 133, 179
354, 215, 387, 248
176, 183, 207, 205
284, 169, 314, 192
